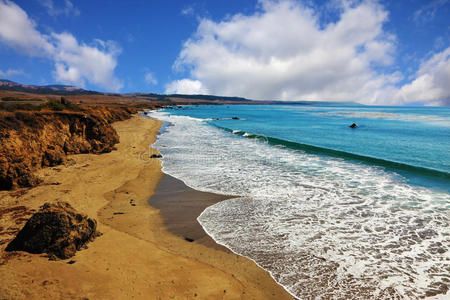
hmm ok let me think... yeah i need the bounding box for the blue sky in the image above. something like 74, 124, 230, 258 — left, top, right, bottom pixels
0, 0, 449, 105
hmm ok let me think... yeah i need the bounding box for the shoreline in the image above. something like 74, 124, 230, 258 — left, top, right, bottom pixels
149, 173, 232, 252
0, 114, 292, 299
151, 173, 302, 299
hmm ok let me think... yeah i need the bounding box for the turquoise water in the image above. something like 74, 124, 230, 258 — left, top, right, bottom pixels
168, 104, 450, 192
149, 104, 450, 299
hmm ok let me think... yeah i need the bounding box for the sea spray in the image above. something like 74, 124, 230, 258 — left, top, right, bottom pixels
148, 109, 450, 299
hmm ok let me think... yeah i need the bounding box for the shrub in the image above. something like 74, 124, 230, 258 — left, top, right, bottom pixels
0, 102, 39, 112
39, 101, 65, 111
1, 96, 20, 102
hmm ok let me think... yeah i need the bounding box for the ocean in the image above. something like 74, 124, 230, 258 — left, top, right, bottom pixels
148, 104, 449, 299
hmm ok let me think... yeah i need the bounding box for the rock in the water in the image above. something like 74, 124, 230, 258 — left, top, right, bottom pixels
5, 202, 99, 259
349, 123, 358, 128
150, 154, 162, 158
232, 117, 240, 120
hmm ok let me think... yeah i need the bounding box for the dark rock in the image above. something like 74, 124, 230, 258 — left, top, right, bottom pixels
42, 147, 66, 167
150, 154, 162, 158
184, 237, 194, 242
232, 117, 240, 120
5, 202, 99, 259
349, 123, 358, 128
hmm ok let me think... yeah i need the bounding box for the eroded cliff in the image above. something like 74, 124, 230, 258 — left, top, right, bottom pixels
0, 106, 136, 190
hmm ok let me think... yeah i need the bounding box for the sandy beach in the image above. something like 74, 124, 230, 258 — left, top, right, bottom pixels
0, 115, 292, 299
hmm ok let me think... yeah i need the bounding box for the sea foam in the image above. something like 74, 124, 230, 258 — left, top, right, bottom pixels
149, 111, 450, 299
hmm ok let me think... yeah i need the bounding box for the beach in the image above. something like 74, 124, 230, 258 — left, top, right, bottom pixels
1, 0, 448, 298
0, 114, 292, 299
148, 106, 450, 299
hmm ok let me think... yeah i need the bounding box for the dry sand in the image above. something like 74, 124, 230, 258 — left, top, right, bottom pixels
0, 115, 292, 299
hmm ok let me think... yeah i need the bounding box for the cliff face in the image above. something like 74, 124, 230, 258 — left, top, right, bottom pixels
0, 106, 136, 190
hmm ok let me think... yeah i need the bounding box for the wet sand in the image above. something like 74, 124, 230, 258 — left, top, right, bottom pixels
0, 114, 292, 299
149, 174, 233, 251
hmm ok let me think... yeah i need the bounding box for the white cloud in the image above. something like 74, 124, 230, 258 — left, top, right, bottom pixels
0, 0, 53, 55
434, 36, 444, 50
144, 72, 158, 85
181, 5, 195, 16
0, 68, 24, 77
165, 79, 208, 94
0, 0, 122, 91
167, 0, 401, 104
51, 33, 122, 90
395, 47, 450, 106
413, 0, 448, 24
38, 0, 80, 17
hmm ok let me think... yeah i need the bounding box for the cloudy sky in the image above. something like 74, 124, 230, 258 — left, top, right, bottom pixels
0, 0, 449, 105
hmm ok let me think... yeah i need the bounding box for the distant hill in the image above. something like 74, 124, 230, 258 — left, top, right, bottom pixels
130, 93, 250, 102
130, 93, 362, 105
0, 79, 100, 95
0, 79, 362, 105
267, 100, 363, 106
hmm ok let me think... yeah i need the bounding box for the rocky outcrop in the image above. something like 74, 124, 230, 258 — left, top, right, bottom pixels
5, 202, 99, 259
0, 106, 136, 190
349, 123, 358, 128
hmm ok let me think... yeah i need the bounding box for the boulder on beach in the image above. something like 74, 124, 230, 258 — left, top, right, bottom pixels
5, 202, 99, 259
349, 123, 358, 128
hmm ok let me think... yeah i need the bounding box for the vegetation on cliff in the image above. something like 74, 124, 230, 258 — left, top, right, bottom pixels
0, 104, 137, 190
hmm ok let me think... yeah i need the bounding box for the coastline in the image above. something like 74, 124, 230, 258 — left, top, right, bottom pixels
149, 173, 232, 251
0, 114, 292, 299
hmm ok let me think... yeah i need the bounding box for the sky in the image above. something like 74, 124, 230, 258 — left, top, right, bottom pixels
0, 0, 449, 106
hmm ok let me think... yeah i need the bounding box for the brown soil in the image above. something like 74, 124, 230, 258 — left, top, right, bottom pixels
0, 106, 135, 189
0, 115, 293, 299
